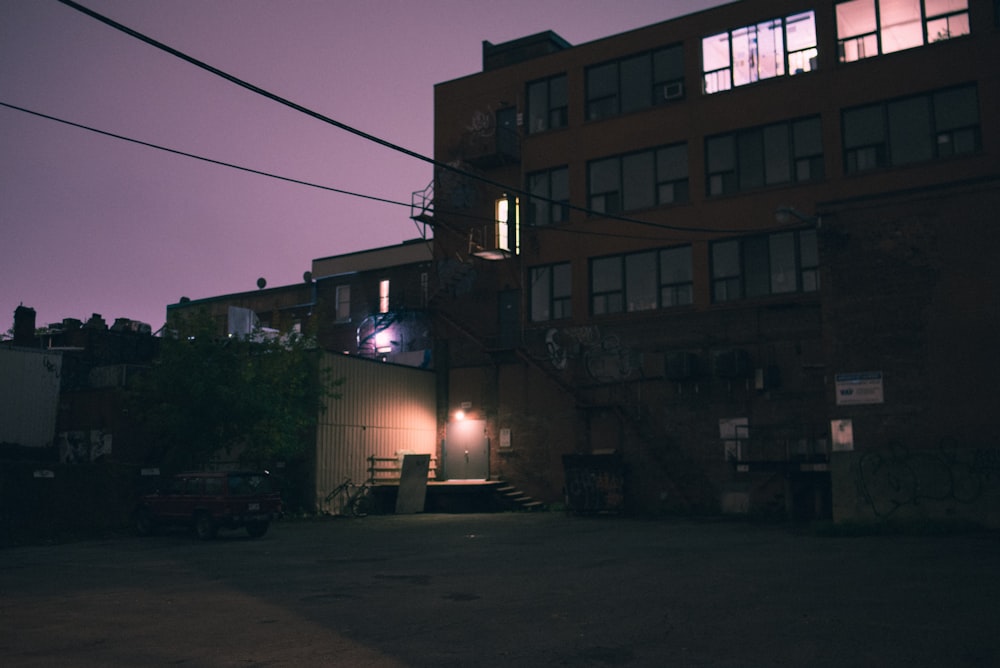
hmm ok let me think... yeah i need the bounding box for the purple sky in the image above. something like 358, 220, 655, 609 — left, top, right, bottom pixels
1, 0, 727, 332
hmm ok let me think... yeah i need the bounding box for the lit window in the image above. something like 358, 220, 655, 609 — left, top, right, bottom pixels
836, 0, 969, 63
702, 11, 816, 94
495, 196, 520, 255
379, 280, 389, 313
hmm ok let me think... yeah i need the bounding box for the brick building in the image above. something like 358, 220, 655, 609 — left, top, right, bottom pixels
167, 239, 434, 366
423, 0, 1000, 521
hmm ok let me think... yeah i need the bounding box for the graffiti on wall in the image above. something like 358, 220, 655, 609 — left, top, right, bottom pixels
544, 327, 640, 382
855, 441, 1000, 518
466, 108, 497, 139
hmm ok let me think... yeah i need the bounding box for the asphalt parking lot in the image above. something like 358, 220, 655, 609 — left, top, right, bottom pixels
1, 513, 998, 667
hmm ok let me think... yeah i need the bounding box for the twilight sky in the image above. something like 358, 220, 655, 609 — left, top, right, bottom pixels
1, 0, 728, 332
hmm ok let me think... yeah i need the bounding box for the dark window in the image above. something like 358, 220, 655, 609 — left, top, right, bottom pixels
587, 45, 684, 120
660, 246, 694, 307
589, 143, 688, 213
707, 117, 821, 196
590, 246, 692, 315
843, 84, 979, 173
836, 0, 969, 62
527, 167, 569, 226
591, 256, 624, 315
527, 75, 568, 134
530, 263, 572, 322
711, 230, 819, 302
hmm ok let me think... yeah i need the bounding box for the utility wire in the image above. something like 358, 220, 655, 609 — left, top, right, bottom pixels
1, 100, 692, 244
0, 100, 411, 209
54, 0, 803, 237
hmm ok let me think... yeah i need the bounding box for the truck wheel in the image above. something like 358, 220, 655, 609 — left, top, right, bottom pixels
194, 512, 216, 540
246, 521, 269, 538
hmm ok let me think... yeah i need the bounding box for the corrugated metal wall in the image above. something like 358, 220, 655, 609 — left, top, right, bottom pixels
314, 353, 437, 512
0, 347, 62, 448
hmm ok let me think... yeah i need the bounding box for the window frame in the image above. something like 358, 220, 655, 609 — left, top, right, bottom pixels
702, 11, 817, 94
530, 262, 572, 322
588, 143, 689, 214
706, 116, 823, 197
527, 166, 570, 226
526, 74, 569, 134
835, 0, 970, 63
842, 84, 980, 174
589, 245, 693, 316
335, 285, 351, 323
586, 44, 685, 121
711, 230, 819, 303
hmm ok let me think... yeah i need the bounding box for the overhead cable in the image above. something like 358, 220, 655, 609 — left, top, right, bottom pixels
54, 0, 805, 237
0, 100, 410, 209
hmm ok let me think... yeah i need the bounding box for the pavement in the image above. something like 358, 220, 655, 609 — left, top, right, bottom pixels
1, 513, 998, 667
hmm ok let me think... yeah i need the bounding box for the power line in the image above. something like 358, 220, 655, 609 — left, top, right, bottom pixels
0, 100, 412, 210
54, 0, 798, 237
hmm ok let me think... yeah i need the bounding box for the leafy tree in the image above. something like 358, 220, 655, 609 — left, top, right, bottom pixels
129, 309, 340, 471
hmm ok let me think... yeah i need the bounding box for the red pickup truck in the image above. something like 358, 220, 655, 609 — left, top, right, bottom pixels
135, 471, 282, 540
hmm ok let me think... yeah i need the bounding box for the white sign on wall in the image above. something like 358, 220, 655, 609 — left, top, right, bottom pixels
831, 419, 854, 451
835, 371, 884, 405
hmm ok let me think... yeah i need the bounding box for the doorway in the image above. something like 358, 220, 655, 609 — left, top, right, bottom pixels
443, 419, 489, 480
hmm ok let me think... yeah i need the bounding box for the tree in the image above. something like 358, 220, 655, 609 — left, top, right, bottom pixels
129, 309, 339, 471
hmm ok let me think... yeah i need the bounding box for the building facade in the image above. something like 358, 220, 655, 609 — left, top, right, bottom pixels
424, 0, 1000, 521
166, 239, 435, 366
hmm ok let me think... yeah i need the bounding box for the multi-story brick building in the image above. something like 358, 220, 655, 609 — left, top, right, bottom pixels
423, 0, 1000, 521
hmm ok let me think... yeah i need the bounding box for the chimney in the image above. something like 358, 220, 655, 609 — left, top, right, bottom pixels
13, 304, 36, 346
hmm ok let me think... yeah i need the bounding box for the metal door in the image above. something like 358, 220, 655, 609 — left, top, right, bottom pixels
443, 419, 489, 480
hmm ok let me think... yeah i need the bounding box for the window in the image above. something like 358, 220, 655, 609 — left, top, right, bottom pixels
590, 246, 692, 315
495, 196, 520, 255
530, 263, 572, 322
843, 84, 979, 173
836, 0, 969, 62
379, 279, 389, 314
527, 75, 568, 134
712, 230, 819, 302
706, 117, 822, 196
527, 167, 569, 226
586, 45, 684, 120
588, 143, 689, 214
703, 11, 817, 94
660, 246, 694, 307
335, 285, 350, 322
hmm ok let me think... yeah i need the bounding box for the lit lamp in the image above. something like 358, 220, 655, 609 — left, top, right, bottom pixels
454, 401, 473, 421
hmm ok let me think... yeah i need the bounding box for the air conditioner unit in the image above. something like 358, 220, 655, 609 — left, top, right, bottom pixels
663, 81, 684, 100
